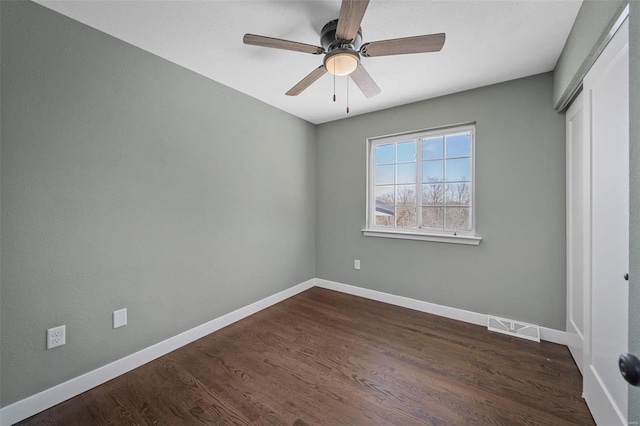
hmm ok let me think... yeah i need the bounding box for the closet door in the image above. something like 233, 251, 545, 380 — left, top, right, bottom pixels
583, 18, 629, 426
566, 92, 584, 374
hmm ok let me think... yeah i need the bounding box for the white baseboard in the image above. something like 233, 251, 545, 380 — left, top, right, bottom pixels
0, 279, 315, 426
315, 279, 567, 346
316, 278, 487, 325
539, 326, 567, 345
1, 277, 567, 425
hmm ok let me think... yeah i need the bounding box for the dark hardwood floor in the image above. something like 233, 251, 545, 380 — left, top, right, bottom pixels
19, 287, 594, 425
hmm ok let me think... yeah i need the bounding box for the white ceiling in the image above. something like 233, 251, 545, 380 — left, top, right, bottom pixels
36, 0, 582, 124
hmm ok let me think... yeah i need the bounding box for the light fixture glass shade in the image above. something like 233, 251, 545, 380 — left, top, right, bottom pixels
325, 51, 359, 76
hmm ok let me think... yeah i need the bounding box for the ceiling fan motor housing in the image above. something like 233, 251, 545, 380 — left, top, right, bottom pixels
320, 19, 363, 51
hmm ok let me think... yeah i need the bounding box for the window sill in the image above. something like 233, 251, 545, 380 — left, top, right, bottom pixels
361, 229, 482, 245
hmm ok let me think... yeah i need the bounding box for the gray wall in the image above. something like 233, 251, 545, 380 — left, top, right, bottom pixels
553, 0, 627, 109
0, 1, 316, 407
0, 0, 3, 408
628, 1, 639, 423
316, 73, 567, 330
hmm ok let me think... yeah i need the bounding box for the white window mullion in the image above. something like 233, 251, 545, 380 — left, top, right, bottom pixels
442, 134, 448, 230
416, 138, 423, 229
369, 143, 375, 228
393, 143, 398, 228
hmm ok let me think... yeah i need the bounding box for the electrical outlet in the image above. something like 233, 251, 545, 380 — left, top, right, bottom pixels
354, 259, 361, 270
47, 325, 66, 350
113, 308, 127, 329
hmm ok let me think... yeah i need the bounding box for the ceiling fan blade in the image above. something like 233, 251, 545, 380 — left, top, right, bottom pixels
243, 34, 324, 55
360, 33, 446, 57
336, 0, 370, 42
286, 66, 328, 96
349, 63, 380, 98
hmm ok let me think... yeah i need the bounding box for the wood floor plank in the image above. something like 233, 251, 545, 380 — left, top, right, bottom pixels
18, 287, 594, 425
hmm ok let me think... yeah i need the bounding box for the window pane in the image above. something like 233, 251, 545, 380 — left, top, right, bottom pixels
422, 207, 444, 230
422, 137, 443, 160
397, 163, 416, 184
375, 144, 394, 165
445, 158, 470, 182
422, 160, 443, 183
397, 141, 416, 163
375, 212, 395, 227
374, 165, 394, 185
396, 205, 416, 228
375, 185, 394, 204
396, 185, 416, 205
445, 182, 471, 206
445, 207, 471, 231
422, 184, 444, 206
446, 133, 471, 158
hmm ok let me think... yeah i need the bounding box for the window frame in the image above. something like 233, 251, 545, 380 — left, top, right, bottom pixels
363, 123, 481, 245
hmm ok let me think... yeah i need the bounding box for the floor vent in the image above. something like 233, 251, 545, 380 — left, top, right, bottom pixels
487, 316, 540, 342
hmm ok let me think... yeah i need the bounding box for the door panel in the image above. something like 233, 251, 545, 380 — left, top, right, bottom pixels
583, 18, 629, 426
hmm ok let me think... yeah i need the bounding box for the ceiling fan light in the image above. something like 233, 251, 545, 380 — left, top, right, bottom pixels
324, 50, 359, 76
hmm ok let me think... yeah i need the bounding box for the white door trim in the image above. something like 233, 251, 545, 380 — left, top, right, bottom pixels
566, 91, 585, 374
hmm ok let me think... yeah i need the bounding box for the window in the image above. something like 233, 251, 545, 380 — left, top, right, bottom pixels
364, 124, 480, 245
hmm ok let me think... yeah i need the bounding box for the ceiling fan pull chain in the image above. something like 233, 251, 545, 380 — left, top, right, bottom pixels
346, 77, 350, 114
333, 62, 336, 102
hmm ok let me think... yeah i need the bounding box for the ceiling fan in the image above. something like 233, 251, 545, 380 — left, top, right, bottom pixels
243, 0, 445, 99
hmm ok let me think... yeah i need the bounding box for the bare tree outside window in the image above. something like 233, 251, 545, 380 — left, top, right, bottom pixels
445, 181, 471, 230
396, 186, 416, 228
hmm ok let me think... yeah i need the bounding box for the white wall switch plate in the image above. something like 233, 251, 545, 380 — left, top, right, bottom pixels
47, 325, 66, 349
354, 259, 361, 270
113, 308, 127, 329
